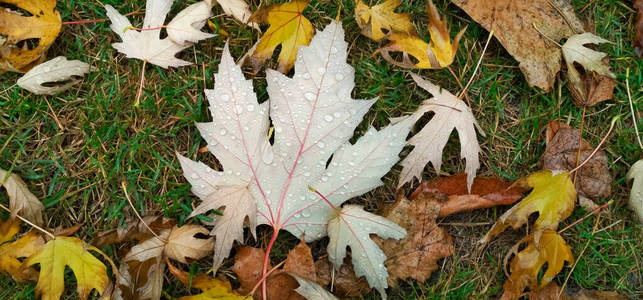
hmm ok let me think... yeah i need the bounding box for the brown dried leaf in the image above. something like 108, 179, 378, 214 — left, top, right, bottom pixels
410, 174, 526, 217
315, 257, 372, 297
567, 71, 617, 107
116, 257, 165, 300
539, 121, 611, 208
375, 192, 453, 286
233, 246, 266, 295
0, 168, 44, 225
450, 0, 584, 90
93, 216, 176, 248
527, 282, 629, 300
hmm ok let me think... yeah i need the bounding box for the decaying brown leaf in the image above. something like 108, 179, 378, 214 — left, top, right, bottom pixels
567, 70, 617, 107
539, 121, 611, 210
450, 0, 584, 90
636, 0, 643, 57
527, 282, 629, 300
233, 241, 319, 299
410, 174, 526, 217
375, 192, 453, 286
316, 257, 372, 297
0, 0, 62, 73
117, 257, 164, 300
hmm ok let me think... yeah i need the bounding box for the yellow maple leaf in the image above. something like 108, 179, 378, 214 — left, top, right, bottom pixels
0, 218, 20, 243
0, 0, 62, 73
377, 0, 465, 69
354, 0, 414, 41
167, 259, 247, 299
249, 0, 314, 73
502, 230, 574, 298
482, 170, 576, 243
0, 228, 44, 282
24, 236, 111, 300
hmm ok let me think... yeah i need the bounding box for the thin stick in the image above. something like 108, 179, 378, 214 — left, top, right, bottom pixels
558, 200, 612, 234
134, 60, 147, 107
626, 68, 643, 149
573, 106, 586, 183
569, 117, 617, 174
0, 203, 55, 239
120, 181, 165, 242
458, 30, 494, 103
447, 66, 472, 106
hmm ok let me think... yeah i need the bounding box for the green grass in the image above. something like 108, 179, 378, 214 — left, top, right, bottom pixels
1, 0, 642, 299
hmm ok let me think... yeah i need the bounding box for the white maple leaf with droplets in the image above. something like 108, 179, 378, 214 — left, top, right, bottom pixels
167, 1, 214, 46
178, 21, 412, 296
397, 73, 481, 192
106, 0, 213, 68
327, 205, 406, 298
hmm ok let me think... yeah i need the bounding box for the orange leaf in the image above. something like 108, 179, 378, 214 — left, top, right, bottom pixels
354, 0, 414, 41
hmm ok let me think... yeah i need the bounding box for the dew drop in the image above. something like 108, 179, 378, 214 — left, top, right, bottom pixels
303, 172, 311, 177
324, 115, 334, 122
317, 67, 325, 75
333, 112, 341, 118
317, 141, 325, 148
220, 94, 230, 102
304, 92, 315, 101
190, 173, 199, 179
262, 150, 274, 164
220, 129, 227, 135
247, 104, 255, 111
321, 176, 329, 182
275, 127, 283, 133
301, 209, 312, 217
302, 73, 311, 79
330, 47, 338, 54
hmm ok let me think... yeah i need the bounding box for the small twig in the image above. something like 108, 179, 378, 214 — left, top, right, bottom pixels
558, 200, 612, 233
43, 96, 64, 131
569, 117, 618, 174
626, 68, 643, 149
0, 203, 55, 239
125, 25, 165, 32
134, 60, 147, 107
120, 181, 165, 242
458, 29, 494, 102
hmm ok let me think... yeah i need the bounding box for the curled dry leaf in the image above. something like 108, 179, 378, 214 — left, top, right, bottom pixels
377, 0, 465, 69
0, 0, 62, 73
315, 257, 372, 297
398, 73, 481, 192
354, 0, 414, 41
482, 170, 576, 244
0, 168, 44, 226
375, 191, 453, 286
166, 1, 215, 46
167, 259, 246, 299
165, 225, 214, 264
626, 159, 643, 224
451, 0, 584, 90
248, 0, 314, 73
501, 230, 573, 300
528, 282, 629, 300
636, 0, 643, 57
0, 219, 44, 282
25, 236, 112, 300
411, 174, 526, 217
538, 121, 611, 210
562, 33, 615, 106
17, 56, 96, 95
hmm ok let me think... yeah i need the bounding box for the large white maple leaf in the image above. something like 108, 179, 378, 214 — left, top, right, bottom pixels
398, 73, 481, 192
178, 21, 412, 295
105, 0, 212, 68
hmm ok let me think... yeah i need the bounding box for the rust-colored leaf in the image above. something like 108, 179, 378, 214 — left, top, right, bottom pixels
315, 257, 372, 297
567, 63, 617, 107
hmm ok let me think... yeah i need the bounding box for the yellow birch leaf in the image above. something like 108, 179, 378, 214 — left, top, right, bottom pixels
0, 0, 62, 73
0, 229, 44, 282
354, 0, 414, 41
24, 236, 110, 300
377, 0, 464, 69
249, 0, 314, 73
502, 230, 574, 299
482, 170, 576, 243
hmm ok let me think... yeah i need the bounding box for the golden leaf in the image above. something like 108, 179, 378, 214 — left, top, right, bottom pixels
249, 0, 314, 73
502, 230, 574, 299
482, 170, 576, 243
0, 229, 44, 282
0, 0, 62, 73
354, 0, 414, 41
24, 236, 110, 300
167, 259, 247, 300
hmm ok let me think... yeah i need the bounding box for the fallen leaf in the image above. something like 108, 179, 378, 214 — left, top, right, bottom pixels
0, 168, 44, 226
49, 223, 83, 237
24, 236, 111, 300
538, 121, 611, 209
17, 56, 96, 95
116, 257, 164, 300
167, 259, 246, 300
327, 205, 406, 298
375, 192, 453, 286
528, 282, 629, 300
232, 246, 265, 295
316, 257, 372, 297
410, 174, 526, 217
123, 228, 171, 263
179, 21, 413, 294
627, 159, 643, 224
502, 230, 573, 299
354, 0, 414, 41
636, 0, 643, 57
165, 225, 214, 264
398, 73, 481, 192
567, 69, 617, 107
291, 274, 339, 300
377, 0, 465, 69
482, 170, 576, 243
562, 33, 615, 105
167, 1, 215, 46
0, 223, 44, 281
0, 0, 62, 73
211, 0, 256, 27
248, 0, 314, 73
451, 0, 584, 90
106, 0, 197, 68
94, 216, 176, 248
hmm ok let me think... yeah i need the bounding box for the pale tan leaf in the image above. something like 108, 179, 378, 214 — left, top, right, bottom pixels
17, 56, 95, 95
165, 225, 213, 264
0, 168, 44, 225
